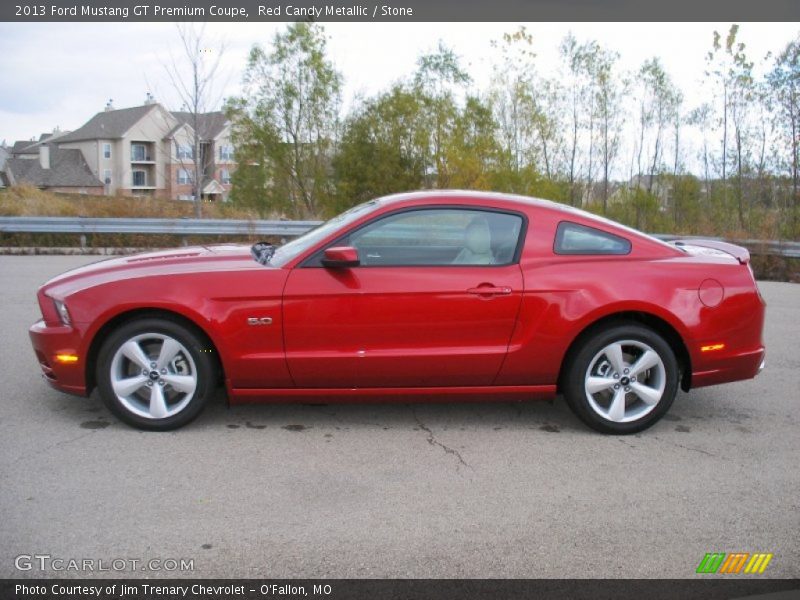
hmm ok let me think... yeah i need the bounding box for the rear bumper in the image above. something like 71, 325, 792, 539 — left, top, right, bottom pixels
29, 319, 87, 396
691, 346, 765, 389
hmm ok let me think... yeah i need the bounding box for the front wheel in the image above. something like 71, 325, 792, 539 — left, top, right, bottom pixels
96, 318, 217, 431
562, 324, 679, 434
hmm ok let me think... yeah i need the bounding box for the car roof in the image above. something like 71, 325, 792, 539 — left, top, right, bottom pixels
373, 189, 680, 253
376, 189, 562, 210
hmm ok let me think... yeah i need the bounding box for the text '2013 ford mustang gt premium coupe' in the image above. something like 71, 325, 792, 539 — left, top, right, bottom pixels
29, 191, 766, 433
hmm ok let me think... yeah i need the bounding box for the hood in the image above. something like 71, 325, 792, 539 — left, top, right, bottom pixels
41, 244, 268, 297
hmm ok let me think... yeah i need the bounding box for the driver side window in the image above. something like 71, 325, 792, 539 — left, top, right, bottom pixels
345, 208, 523, 267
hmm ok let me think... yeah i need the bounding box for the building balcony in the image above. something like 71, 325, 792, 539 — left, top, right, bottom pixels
130, 141, 156, 165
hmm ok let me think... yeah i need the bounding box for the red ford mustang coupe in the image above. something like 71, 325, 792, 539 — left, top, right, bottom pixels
29, 191, 765, 433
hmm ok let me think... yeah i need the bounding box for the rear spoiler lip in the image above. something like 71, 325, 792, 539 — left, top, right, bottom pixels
670, 238, 751, 265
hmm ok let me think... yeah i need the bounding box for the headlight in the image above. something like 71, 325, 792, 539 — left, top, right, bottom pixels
53, 299, 72, 325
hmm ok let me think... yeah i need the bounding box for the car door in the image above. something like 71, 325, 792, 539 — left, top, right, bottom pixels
282, 207, 526, 388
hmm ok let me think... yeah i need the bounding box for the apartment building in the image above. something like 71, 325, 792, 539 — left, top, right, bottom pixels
4, 135, 104, 195
4, 97, 235, 201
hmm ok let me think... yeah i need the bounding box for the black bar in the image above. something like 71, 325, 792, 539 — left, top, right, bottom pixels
2, 0, 800, 22
2, 579, 800, 600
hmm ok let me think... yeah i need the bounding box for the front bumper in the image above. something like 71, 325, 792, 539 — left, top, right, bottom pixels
29, 319, 87, 396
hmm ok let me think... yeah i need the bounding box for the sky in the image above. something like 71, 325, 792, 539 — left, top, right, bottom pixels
0, 22, 798, 147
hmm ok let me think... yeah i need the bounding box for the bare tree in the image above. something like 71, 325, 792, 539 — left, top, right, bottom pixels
687, 103, 714, 202
559, 33, 590, 206
588, 45, 624, 212
767, 36, 800, 231
706, 25, 755, 228
164, 23, 227, 217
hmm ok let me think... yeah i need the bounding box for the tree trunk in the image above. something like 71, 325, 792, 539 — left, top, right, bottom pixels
722, 84, 728, 206
791, 90, 799, 233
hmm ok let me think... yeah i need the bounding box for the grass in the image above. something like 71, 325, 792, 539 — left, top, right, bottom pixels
0, 186, 286, 250
0, 185, 269, 219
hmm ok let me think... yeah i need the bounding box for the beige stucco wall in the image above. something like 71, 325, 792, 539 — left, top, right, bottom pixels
121, 105, 178, 192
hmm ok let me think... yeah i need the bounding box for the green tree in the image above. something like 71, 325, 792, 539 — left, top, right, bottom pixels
446, 96, 506, 190
228, 23, 342, 217
335, 46, 502, 206
413, 41, 471, 188
333, 86, 427, 209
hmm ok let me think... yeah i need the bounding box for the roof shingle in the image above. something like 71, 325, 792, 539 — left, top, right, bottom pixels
5, 147, 103, 188
56, 105, 158, 143
171, 111, 228, 140
11, 140, 37, 155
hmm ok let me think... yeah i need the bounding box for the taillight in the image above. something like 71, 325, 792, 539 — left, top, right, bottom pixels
747, 264, 764, 302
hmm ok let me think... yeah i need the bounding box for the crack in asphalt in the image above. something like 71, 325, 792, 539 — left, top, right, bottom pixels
411, 407, 472, 470
670, 442, 716, 457
11, 429, 99, 465
653, 435, 717, 457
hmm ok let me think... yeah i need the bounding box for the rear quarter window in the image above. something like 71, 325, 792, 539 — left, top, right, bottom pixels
554, 221, 631, 255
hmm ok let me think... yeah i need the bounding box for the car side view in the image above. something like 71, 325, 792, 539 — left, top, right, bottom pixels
29, 191, 766, 433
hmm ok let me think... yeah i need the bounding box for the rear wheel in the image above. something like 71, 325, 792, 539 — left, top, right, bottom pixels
562, 323, 679, 434
96, 318, 217, 431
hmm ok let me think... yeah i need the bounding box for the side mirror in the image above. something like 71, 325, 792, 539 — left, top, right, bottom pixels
322, 246, 360, 268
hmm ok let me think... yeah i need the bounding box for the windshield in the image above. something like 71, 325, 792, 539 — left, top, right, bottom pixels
267, 200, 381, 267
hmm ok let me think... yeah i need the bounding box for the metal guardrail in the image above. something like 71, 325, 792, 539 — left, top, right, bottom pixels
0, 216, 798, 258
0, 216, 322, 237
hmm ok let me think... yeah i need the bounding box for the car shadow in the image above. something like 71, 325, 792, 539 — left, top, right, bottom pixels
50, 385, 590, 434
198, 387, 595, 435
47, 385, 735, 437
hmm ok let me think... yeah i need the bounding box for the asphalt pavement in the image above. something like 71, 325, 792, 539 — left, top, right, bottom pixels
1, 255, 798, 579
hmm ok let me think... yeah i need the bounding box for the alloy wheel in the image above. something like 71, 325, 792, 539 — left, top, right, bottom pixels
583, 339, 666, 423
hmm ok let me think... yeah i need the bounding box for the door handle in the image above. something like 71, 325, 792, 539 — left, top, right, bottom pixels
467, 285, 512, 296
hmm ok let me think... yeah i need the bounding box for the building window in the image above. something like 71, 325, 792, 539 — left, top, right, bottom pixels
175, 142, 193, 159
103, 143, 111, 159
131, 143, 148, 161
132, 170, 146, 187
220, 169, 231, 184
177, 168, 193, 185
103, 169, 112, 185
219, 145, 234, 161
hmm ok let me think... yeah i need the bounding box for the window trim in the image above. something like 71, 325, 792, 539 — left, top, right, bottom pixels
219, 145, 234, 161
177, 168, 193, 185
175, 142, 193, 160
131, 143, 148, 161
131, 169, 147, 187
553, 220, 632, 256
300, 205, 529, 269
102, 143, 111, 159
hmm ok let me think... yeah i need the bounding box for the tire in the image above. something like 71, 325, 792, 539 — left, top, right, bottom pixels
96, 317, 217, 431
562, 323, 679, 434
